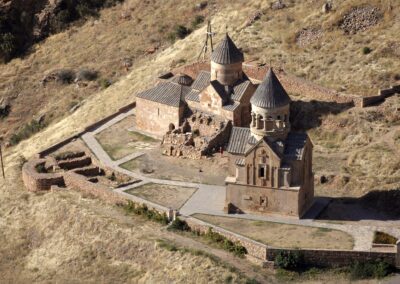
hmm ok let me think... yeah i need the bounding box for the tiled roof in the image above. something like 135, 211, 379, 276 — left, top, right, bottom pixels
210, 80, 230, 104
284, 132, 308, 160
192, 70, 210, 91
231, 79, 252, 102
211, 34, 244, 65
186, 89, 200, 102
136, 81, 190, 107
250, 68, 291, 109
226, 127, 252, 154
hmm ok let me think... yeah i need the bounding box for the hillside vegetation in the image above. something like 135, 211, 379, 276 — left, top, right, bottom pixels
0, 0, 399, 282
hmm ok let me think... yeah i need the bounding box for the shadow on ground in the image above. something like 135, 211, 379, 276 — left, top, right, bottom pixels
310, 188, 400, 222
290, 100, 354, 131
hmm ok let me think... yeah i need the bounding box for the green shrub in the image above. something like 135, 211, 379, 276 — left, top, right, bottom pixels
57, 69, 76, 84
10, 119, 47, 146
123, 201, 169, 224
362, 47, 372, 55
204, 228, 247, 257
350, 260, 394, 279
168, 218, 190, 231
35, 163, 47, 173
373, 231, 398, 245
191, 15, 205, 28
76, 68, 98, 81
275, 250, 304, 270
168, 25, 191, 42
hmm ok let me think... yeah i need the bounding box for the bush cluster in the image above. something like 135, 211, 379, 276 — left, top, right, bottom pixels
123, 201, 169, 224
35, 163, 48, 173
168, 25, 191, 42
350, 260, 394, 279
10, 119, 47, 146
168, 218, 190, 231
167, 218, 247, 257
204, 228, 247, 257
275, 250, 304, 270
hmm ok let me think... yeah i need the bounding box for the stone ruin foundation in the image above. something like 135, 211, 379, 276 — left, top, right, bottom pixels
161, 111, 232, 159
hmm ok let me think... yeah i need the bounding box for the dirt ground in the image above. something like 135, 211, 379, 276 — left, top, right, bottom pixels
95, 115, 159, 160
126, 183, 197, 210
121, 150, 229, 186
194, 214, 354, 250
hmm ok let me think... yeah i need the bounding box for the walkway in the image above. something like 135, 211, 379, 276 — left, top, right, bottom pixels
80, 110, 400, 252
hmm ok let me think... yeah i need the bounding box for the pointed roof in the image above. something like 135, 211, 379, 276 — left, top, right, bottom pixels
250, 68, 291, 109
211, 34, 244, 65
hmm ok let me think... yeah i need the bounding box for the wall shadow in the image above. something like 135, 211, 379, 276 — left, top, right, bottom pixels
290, 100, 354, 131
312, 188, 400, 222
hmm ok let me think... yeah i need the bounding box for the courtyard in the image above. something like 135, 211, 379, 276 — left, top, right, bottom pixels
75, 108, 400, 253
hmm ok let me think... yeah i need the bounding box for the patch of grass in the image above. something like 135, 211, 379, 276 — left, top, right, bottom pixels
373, 231, 398, 245
10, 119, 47, 146
168, 24, 191, 42
191, 15, 205, 29
122, 200, 169, 225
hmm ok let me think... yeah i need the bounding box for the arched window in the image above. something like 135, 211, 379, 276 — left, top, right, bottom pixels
277, 115, 281, 120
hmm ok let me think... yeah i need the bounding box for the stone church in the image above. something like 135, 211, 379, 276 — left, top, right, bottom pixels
225, 68, 314, 218
135, 33, 314, 217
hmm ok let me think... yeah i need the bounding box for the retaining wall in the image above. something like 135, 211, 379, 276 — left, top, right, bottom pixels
64, 171, 127, 205
183, 216, 268, 260
266, 248, 396, 268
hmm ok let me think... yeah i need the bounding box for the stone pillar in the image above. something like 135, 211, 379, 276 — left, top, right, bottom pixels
251, 112, 256, 127
396, 240, 400, 268
263, 118, 267, 131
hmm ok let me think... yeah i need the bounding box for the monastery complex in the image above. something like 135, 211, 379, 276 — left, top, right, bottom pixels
135, 34, 314, 218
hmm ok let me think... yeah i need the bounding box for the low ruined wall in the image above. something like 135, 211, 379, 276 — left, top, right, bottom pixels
64, 172, 127, 205
57, 156, 92, 170
266, 248, 396, 268
355, 85, 400, 107
183, 216, 268, 260
22, 159, 64, 192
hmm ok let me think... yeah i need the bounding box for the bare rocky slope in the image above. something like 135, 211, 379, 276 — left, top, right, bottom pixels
0, 0, 399, 282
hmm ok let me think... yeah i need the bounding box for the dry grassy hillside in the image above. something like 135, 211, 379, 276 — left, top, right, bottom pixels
0, 0, 400, 282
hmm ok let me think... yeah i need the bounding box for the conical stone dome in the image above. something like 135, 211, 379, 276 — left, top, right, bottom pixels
250, 68, 291, 109
211, 34, 244, 65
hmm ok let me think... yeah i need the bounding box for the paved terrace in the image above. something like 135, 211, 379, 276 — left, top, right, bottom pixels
81, 110, 400, 252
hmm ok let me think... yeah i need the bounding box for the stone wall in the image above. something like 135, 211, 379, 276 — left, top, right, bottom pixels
355, 85, 400, 107
64, 171, 127, 205
136, 97, 183, 137
267, 248, 396, 268
57, 156, 92, 170
181, 215, 399, 268
22, 159, 65, 192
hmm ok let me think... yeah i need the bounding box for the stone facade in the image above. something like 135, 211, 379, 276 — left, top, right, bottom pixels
225, 68, 314, 218
136, 97, 184, 137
